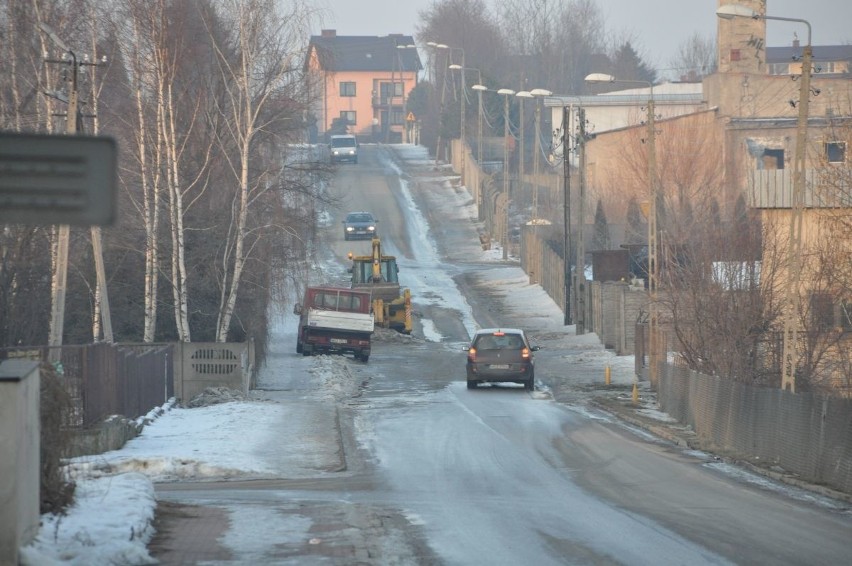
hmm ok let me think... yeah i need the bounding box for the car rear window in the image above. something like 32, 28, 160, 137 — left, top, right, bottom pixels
475, 334, 524, 349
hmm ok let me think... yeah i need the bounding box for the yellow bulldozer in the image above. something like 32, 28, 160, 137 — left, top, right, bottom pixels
347, 236, 412, 334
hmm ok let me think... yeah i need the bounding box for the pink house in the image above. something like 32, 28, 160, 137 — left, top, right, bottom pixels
306, 30, 421, 142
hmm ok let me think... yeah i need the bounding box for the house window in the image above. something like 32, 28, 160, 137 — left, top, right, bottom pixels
379, 82, 404, 103
340, 82, 356, 97
810, 293, 834, 330
825, 141, 846, 164
730, 49, 741, 62
767, 62, 789, 75
339, 111, 356, 126
391, 109, 405, 126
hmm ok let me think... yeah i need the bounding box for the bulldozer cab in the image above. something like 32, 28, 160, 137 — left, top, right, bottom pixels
351, 257, 399, 285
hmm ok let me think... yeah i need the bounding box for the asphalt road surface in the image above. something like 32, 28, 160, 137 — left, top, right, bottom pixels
151, 144, 852, 565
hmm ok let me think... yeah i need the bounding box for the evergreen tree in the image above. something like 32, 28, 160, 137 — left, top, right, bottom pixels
593, 199, 611, 251
626, 197, 646, 245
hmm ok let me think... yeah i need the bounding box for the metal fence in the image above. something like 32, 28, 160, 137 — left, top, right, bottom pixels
657, 362, 852, 494
1, 343, 173, 428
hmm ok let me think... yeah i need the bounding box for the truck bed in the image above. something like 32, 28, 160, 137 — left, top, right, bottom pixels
307, 308, 374, 334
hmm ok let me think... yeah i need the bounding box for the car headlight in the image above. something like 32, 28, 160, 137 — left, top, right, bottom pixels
368, 226, 375, 231
346, 226, 353, 232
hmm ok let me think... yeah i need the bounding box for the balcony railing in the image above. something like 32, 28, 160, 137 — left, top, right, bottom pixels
748, 168, 852, 209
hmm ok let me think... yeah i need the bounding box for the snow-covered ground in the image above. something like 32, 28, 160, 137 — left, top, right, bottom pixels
19, 144, 637, 564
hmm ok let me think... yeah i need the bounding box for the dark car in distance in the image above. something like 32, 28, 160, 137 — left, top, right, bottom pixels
465, 328, 540, 391
342, 211, 378, 241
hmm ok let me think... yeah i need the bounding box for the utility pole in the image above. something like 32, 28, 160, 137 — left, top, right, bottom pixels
42, 25, 113, 362
499, 89, 514, 260
562, 105, 572, 325
647, 96, 659, 385
576, 107, 587, 334
781, 40, 813, 393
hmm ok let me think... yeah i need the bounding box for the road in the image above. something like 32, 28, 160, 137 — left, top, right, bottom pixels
151, 144, 852, 565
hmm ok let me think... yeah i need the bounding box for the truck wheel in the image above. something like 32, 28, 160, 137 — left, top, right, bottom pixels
358, 352, 370, 362
467, 380, 478, 389
296, 341, 303, 354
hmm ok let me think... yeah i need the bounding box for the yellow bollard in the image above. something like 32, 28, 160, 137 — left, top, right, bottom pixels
632, 381, 639, 405
604, 365, 611, 386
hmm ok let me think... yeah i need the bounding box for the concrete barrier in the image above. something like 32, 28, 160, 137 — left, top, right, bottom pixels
0, 360, 40, 565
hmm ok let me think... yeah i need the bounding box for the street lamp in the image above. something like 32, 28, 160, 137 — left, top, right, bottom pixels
449, 61, 473, 185
426, 42, 449, 165
472, 84, 487, 171
717, 4, 813, 392
498, 88, 516, 260
516, 91, 533, 209
586, 72, 658, 380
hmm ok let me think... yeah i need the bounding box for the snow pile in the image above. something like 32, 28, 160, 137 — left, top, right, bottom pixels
184, 386, 246, 408
20, 473, 157, 566
309, 354, 364, 402
371, 326, 422, 344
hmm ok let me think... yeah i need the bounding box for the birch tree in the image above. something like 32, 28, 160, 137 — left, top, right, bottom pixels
203, 0, 315, 342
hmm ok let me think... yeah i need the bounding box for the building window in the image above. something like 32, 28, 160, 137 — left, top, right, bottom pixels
810, 293, 834, 330
768, 62, 789, 75
340, 111, 356, 126
340, 82, 356, 97
825, 141, 846, 164
391, 109, 405, 126
730, 49, 741, 62
379, 82, 404, 103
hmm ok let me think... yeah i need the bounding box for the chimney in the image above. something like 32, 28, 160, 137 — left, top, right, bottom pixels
321, 29, 336, 38
792, 32, 800, 48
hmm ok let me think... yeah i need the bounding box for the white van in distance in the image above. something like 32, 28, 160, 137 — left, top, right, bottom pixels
329, 134, 358, 164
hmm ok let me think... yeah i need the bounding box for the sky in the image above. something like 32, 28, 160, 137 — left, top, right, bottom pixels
318, 0, 852, 74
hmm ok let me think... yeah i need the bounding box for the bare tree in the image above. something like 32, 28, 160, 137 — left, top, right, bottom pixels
202, 0, 317, 342
668, 32, 717, 82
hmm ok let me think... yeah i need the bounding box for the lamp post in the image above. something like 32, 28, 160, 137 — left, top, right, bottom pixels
449, 62, 478, 186
515, 91, 533, 208
717, 4, 812, 392
530, 89, 552, 220
498, 88, 516, 259
472, 83, 487, 169
586, 72, 657, 379
426, 42, 449, 165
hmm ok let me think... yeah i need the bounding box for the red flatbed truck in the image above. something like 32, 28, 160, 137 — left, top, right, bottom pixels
294, 286, 374, 362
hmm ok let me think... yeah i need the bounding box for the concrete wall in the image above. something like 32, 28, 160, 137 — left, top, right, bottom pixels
173, 342, 253, 402
0, 360, 40, 565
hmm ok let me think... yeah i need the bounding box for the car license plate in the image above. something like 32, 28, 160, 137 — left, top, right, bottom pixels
489, 364, 510, 369
330, 338, 347, 344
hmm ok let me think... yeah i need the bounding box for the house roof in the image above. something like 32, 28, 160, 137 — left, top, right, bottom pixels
309, 32, 423, 73
766, 44, 852, 64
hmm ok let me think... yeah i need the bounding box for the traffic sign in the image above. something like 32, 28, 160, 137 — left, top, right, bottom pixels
406, 112, 416, 122
0, 133, 116, 225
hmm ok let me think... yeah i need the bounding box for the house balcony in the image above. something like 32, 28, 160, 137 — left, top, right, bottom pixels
372, 95, 404, 108
747, 169, 851, 209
